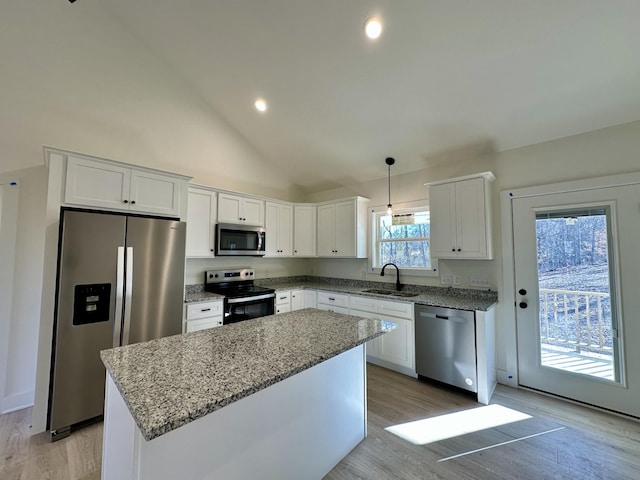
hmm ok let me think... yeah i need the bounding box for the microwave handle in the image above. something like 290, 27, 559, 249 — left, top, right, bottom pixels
257, 231, 263, 251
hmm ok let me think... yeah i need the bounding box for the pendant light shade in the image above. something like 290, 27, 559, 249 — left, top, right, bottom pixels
385, 157, 395, 216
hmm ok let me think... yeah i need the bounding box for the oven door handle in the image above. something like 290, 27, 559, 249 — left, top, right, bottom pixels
227, 293, 275, 304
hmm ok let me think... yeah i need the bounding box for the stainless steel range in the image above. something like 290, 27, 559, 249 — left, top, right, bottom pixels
204, 268, 275, 324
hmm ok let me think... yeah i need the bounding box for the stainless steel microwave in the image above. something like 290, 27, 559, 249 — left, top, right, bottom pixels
215, 223, 266, 256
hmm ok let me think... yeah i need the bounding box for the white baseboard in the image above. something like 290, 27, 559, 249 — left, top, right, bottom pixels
1, 390, 34, 415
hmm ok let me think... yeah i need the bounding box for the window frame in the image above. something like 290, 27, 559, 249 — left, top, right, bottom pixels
369, 205, 438, 277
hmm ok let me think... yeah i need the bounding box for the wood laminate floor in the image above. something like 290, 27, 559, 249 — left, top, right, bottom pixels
2, 364, 639, 479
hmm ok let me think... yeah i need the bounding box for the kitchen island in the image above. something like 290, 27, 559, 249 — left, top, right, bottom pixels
100, 308, 395, 480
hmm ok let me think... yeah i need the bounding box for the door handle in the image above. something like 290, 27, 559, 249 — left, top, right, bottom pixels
113, 247, 125, 347
122, 247, 134, 345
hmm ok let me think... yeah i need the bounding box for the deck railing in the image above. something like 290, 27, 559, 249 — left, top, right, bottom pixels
539, 288, 612, 353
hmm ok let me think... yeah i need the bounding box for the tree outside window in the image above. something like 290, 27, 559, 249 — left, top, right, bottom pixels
372, 209, 432, 271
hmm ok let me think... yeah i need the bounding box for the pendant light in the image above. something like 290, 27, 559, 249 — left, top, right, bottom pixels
385, 157, 395, 216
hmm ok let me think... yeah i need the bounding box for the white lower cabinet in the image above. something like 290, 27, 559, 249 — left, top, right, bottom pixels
303, 290, 317, 309
291, 289, 305, 311
275, 291, 292, 315
316, 291, 349, 314
184, 300, 223, 333
349, 295, 416, 377
275, 289, 318, 313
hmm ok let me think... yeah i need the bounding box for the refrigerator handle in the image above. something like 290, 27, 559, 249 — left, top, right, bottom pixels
113, 247, 125, 347
122, 246, 134, 345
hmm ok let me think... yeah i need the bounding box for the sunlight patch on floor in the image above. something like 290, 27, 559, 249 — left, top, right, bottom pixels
384, 404, 531, 445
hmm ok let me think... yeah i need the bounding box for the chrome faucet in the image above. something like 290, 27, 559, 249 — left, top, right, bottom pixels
380, 263, 402, 291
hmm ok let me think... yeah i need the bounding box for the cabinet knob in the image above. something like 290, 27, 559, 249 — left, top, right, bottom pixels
123, 200, 129, 204
451, 248, 455, 252
131, 200, 136, 205
519, 302, 528, 309
518, 288, 527, 296
457, 248, 461, 252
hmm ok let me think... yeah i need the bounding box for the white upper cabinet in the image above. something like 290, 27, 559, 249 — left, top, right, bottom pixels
428, 172, 494, 260
217, 193, 265, 226
293, 204, 317, 257
317, 197, 369, 258
65, 155, 185, 217
265, 202, 293, 257
186, 187, 217, 257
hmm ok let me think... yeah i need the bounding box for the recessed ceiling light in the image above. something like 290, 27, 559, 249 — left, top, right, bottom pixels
364, 17, 382, 39
254, 98, 267, 112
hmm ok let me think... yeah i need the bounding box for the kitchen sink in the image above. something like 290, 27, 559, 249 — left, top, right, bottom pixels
361, 289, 419, 298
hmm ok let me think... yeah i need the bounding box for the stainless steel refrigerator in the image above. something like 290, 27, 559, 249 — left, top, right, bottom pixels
48, 209, 186, 440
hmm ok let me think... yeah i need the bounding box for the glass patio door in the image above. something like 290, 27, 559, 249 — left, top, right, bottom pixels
512, 184, 640, 417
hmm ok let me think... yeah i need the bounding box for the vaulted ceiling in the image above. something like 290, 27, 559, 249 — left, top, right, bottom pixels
6, 1, 640, 194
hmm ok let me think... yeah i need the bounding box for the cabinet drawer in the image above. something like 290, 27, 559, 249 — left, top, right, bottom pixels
378, 300, 413, 319
186, 300, 223, 320
276, 291, 291, 305
317, 292, 349, 308
185, 317, 223, 333
349, 295, 377, 312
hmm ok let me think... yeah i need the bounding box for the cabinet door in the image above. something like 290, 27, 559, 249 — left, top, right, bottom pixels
186, 188, 217, 257
316, 204, 336, 256
129, 170, 181, 216
242, 197, 265, 226
293, 205, 317, 256
265, 203, 280, 256
455, 177, 488, 258
333, 200, 356, 256
65, 156, 130, 210
351, 308, 382, 359
291, 290, 305, 311
303, 290, 317, 309
378, 316, 414, 370
266, 203, 293, 256
428, 182, 457, 258
217, 194, 243, 224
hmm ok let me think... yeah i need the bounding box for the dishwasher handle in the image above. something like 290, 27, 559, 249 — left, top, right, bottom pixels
418, 311, 465, 323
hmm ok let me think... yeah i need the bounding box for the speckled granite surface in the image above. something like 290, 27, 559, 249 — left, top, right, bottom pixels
184, 290, 224, 303
185, 276, 497, 310
100, 309, 395, 441
256, 276, 498, 311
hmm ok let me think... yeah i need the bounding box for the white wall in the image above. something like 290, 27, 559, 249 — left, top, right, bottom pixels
185, 257, 310, 286
0, 167, 47, 413
0, 2, 302, 202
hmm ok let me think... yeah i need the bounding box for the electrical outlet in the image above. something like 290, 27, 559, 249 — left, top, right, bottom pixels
470, 275, 490, 288
440, 274, 452, 285
452, 275, 461, 286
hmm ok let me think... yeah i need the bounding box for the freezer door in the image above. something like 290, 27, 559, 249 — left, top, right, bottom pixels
49, 211, 126, 432
415, 305, 478, 393
124, 217, 186, 344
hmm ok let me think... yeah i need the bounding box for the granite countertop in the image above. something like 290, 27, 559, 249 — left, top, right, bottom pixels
257, 277, 498, 311
100, 309, 395, 441
184, 290, 224, 303
185, 277, 497, 311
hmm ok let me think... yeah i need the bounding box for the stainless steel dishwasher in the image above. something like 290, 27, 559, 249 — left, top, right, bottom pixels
414, 304, 477, 393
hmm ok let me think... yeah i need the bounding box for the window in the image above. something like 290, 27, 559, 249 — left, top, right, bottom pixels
371, 207, 435, 275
